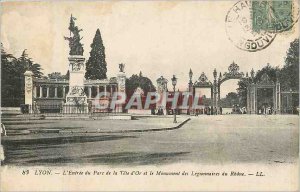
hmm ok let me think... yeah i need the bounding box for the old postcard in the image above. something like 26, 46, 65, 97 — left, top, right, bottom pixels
0, 0, 299, 191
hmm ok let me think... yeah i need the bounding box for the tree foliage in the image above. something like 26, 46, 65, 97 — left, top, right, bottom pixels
18, 50, 43, 78
280, 38, 299, 91
48, 72, 68, 80
126, 72, 156, 97
236, 78, 248, 107
219, 92, 239, 108
1, 46, 20, 106
1, 45, 43, 107
254, 63, 279, 84
236, 38, 299, 108
236, 64, 279, 108
85, 29, 107, 80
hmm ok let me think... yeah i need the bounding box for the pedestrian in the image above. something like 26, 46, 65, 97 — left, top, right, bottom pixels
0, 144, 4, 162
1, 123, 6, 136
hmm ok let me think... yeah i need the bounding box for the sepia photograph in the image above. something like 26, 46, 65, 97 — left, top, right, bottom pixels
0, 0, 299, 191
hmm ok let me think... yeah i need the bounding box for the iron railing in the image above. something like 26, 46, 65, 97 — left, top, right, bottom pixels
20, 104, 124, 115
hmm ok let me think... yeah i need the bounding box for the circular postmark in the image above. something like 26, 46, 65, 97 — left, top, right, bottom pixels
225, 0, 276, 52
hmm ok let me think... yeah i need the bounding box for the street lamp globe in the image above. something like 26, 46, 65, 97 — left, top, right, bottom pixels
189, 69, 193, 80
213, 68, 217, 79
171, 75, 177, 87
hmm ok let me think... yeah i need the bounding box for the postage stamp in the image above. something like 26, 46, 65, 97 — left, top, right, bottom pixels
225, 0, 276, 52
251, 1, 298, 33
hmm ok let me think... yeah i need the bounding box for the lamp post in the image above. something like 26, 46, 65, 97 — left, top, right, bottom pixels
188, 69, 193, 115
171, 75, 177, 123
290, 88, 293, 114
213, 69, 217, 113
189, 69, 193, 84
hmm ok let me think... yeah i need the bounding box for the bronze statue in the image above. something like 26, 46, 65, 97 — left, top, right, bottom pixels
64, 15, 84, 56
119, 63, 125, 72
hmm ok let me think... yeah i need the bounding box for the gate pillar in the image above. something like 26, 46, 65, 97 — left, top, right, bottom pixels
24, 70, 33, 106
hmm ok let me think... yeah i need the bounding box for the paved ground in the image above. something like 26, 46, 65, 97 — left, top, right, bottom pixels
2, 116, 187, 133
1, 115, 298, 166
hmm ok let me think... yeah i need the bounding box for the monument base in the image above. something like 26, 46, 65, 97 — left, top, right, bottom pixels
64, 95, 88, 114
63, 104, 89, 114
89, 97, 110, 113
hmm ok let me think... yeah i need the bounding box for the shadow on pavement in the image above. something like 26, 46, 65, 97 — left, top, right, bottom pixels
5, 151, 190, 166
2, 135, 137, 165
2, 135, 136, 147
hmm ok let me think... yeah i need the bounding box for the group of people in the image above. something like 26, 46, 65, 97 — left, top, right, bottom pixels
155, 108, 165, 115
153, 108, 180, 115
194, 106, 223, 116
152, 107, 224, 116
232, 104, 247, 114
259, 106, 274, 115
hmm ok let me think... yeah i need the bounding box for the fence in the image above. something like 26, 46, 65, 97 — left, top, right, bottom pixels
20, 104, 124, 115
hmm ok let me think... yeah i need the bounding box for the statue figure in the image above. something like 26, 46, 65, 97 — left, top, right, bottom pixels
119, 63, 125, 72
64, 15, 84, 56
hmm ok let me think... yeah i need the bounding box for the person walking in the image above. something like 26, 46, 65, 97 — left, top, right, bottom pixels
1, 123, 6, 136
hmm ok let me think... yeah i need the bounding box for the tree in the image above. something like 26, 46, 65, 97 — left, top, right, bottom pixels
201, 95, 212, 106
85, 29, 107, 80
219, 92, 239, 108
237, 78, 248, 107
280, 38, 299, 91
18, 50, 43, 78
65, 70, 70, 80
126, 73, 156, 98
1, 46, 43, 106
254, 63, 279, 84
237, 64, 279, 108
1, 45, 19, 106
279, 38, 299, 108
48, 72, 68, 80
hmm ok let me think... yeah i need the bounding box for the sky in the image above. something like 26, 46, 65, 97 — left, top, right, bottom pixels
1, 1, 299, 97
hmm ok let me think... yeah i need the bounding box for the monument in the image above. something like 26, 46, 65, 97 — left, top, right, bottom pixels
24, 70, 33, 106
116, 63, 126, 112
156, 76, 168, 115
63, 15, 88, 113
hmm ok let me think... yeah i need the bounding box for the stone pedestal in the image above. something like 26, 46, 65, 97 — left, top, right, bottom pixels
64, 55, 88, 113
24, 71, 33, 106
116, 72, 126, 112
156, 76, 168, 115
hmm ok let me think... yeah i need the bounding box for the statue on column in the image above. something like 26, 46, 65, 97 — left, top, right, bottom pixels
63, 15, 87, 113
119, 63, 125, 73
64, 14, 84, 56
